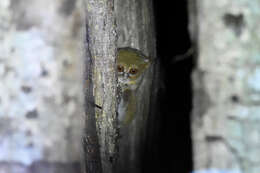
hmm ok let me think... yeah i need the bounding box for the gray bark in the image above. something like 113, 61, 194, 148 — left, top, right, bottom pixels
0, 0, 85, 173
83, 0, 118, 173
190, 1, 260, 173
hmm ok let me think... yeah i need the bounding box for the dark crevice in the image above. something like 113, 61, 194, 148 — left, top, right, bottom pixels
143, 1, 193, 173
223, 13, 245, 37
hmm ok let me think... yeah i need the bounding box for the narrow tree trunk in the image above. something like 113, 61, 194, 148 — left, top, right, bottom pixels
0, 0, 84, 172
190, 1, 260, 173
83, 0, 118, 173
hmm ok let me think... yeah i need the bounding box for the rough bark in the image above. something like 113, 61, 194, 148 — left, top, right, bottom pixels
191, 1, 260, 173
83, 0, 118, 173
115, 0, 157, 173
83, 19, 102, 173
0, 0, 84, 172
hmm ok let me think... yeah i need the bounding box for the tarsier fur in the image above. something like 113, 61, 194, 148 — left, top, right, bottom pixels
117, 47, 150, 125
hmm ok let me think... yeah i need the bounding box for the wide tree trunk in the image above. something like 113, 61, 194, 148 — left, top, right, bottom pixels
190, 1, 260, 173
0, 0, 84, 173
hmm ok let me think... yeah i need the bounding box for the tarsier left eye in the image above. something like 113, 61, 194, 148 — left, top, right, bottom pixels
117, 65, 124, 72
129, 68, 138, 75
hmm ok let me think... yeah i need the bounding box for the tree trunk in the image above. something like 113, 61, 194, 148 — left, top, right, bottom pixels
0, 0, 84, 172
83, 0, 118, 173
83, 0, 157, 172
190, 1, 260, 173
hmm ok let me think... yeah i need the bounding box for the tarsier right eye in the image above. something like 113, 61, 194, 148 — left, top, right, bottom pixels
129, 68, 138, 75
117, 65, 124, 73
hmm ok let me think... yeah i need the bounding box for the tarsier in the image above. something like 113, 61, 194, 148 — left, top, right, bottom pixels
117, 47, 150, 125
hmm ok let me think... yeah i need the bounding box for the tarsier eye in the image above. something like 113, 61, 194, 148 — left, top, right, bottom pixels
129, 68, 138, 75
117, 65, 124, 73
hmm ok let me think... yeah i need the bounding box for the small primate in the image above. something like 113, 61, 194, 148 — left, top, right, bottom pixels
116, 47, 150, 125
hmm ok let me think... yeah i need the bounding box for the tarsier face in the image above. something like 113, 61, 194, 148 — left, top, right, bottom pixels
117, 48, 150, 89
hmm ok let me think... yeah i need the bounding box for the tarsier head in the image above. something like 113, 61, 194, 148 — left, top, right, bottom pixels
117, 47, 150, 90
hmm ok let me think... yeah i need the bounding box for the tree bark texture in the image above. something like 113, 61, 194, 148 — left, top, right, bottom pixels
115, 0, 157, 173
190, 1, 260, 173
0, 0, 84, 173
83, 0, 118, 173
